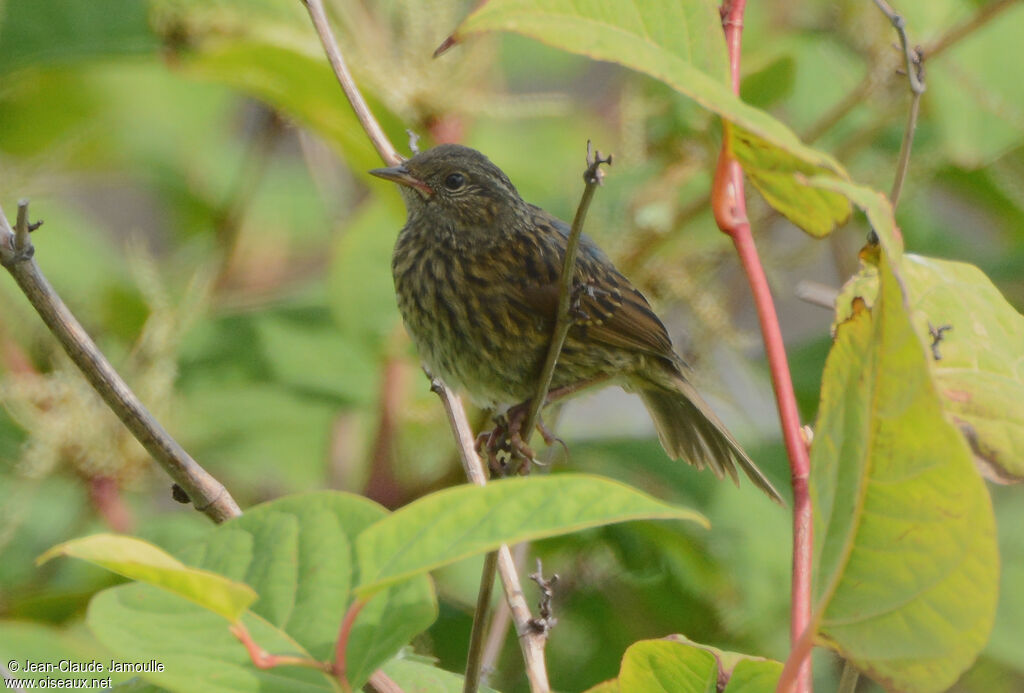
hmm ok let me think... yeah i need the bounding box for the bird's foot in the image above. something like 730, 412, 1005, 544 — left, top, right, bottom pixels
504, 404, 539, 472
476, 409, 540, 476
476, 417, 515, 477
536, 419, 569, 463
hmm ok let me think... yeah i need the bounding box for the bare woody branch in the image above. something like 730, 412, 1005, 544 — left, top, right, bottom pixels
872, 0, 926, 207
296, 0, 550, 689
301, 0, 402, 167
521, 143, 612, 453
0, 200, 241, 524
429, 377, 551, 693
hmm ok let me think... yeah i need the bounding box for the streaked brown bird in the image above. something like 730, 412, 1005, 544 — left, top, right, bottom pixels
371, 144, 782, 502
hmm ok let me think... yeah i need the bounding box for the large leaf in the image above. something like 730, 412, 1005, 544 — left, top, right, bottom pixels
182, 492, 437, 689
0, 620, 127, 688
835, 255, 1024, 483
0, 0, 158, 74
584, 636, 781, 693
179, 35, 389, 173
378, 655, 500, 693
38, 534, 257, 623
88, 584, 337, 693
806, 176, 903, 260
450, 0, 850, 235
81, 493, 436, 692
355, 474, 707, 596
327, 196, 406, 351
811, 251, 999, 692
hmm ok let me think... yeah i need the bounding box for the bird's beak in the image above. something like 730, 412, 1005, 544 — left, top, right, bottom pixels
369, 165, 434, 197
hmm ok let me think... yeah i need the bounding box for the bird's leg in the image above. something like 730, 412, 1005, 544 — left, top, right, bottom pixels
498, 374, 613, 468
477, 415, 516, 477
505, 405, 538, 471
542, 374, 612, 404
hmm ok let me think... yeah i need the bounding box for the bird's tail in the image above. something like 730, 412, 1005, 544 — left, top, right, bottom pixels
637, 378, 783, 504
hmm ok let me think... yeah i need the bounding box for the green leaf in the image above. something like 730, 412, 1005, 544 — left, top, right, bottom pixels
619, 639, 717, 693
732, 127, 852, 236
355, 474, 707, 596
805, 176, 903, 259
182, 492, 437, 689
452, 0, 850, 235
897, 256, 1024, 483
608, 637, 781, 693
378, 654, 500, 693
75, 493, 435, 691
0, 0, 158, 74
38, 534, 257, 623
833, 255, 1024, 483
180, 35, 385, 174
811, 252, 999, 692
88, 584, 337, 693
0, 620, 121, 687
327, 196, 406, 351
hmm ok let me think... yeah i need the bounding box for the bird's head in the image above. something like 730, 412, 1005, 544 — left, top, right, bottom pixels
370, 144, 526, 240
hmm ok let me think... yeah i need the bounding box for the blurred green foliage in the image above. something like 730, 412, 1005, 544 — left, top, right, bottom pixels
1, 0, 1023, 691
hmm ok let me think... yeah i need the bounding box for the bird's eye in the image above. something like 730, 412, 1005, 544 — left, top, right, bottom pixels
443, 172, 465, 191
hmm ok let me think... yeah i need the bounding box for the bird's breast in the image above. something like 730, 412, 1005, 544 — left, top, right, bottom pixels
392, 229, 549, 406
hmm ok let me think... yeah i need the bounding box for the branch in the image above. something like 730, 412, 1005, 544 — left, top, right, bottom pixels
714, 2, 812, 692
801, 0, 1014, 147
520, 143, 612, 454
0, 201, 241, 524
301, 0, 402, 167
872, 0, 926, 208
429, 377, 550, 693
299, 4, 549, 688
923, 0, 1020, 60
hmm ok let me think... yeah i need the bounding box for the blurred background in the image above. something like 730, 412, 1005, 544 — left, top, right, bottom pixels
1, 0, 1022, 691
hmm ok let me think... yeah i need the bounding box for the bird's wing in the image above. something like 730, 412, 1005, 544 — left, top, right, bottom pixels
516, 207, 679, 362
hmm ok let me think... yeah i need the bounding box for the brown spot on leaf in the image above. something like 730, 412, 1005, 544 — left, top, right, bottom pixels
944, 389, 971, 403
954, 417, 1022, 484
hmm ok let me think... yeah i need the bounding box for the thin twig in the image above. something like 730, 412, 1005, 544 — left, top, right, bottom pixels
0, 201, 242, 524
428, 376, 550, 693
924, 0, 1020, 60
873, 0, 926, 207
464, 146, 610, 688
464, 550, 499, 692
527, 559, 558, 636
521, 142, 612, 456
462, 144, 609, 689
795, 280, 840, 311
837, 660, 860, 693
479, 541, 529, 680
715, 2, 812, 692
298, 3, 549, 687
367, 670, 407, 693
301, 0, 401, 166
800, 0, 1016, 148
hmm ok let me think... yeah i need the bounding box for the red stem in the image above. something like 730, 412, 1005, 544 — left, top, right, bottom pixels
332, 598, 369, 689
229, 622, 329, 671
716, 3, 812, 692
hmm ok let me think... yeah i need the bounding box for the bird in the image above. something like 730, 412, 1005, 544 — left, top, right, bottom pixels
370, 144, 782, 502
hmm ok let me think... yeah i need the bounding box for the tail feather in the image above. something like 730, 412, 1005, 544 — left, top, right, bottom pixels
638, 380, 784, 504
